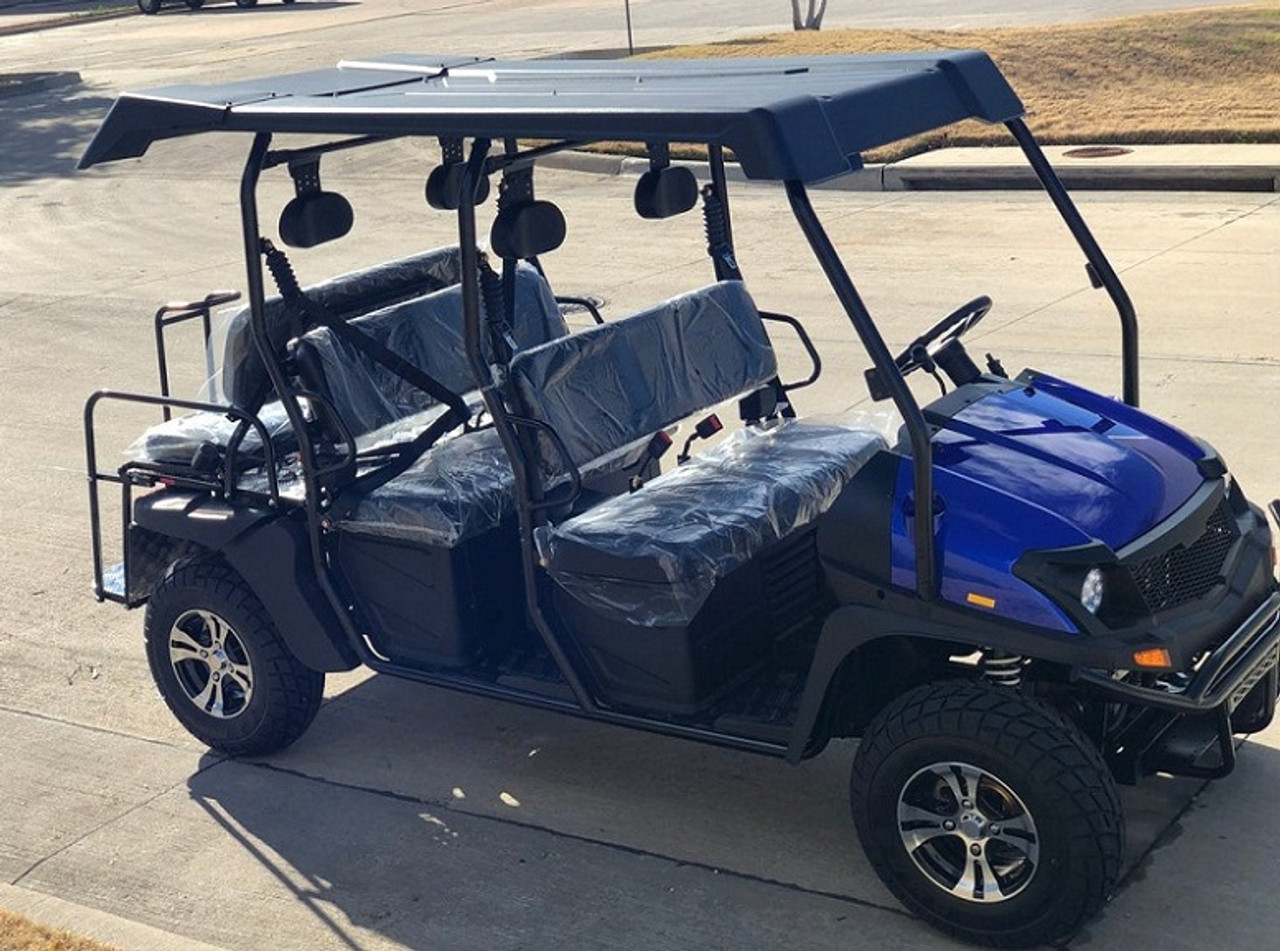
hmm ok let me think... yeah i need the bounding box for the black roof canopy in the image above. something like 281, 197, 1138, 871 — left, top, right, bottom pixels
79, 51, 1023, 182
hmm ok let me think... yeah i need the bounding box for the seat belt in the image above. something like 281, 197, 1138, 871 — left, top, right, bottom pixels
262, 239, 471, 422
261, 239, 472, 498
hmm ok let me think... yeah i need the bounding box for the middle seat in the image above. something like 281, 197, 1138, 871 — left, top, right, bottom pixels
292, 261, 568, 548
294, 261, 567, 447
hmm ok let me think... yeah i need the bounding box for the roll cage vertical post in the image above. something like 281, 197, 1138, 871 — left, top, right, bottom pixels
1006, 118, 1140, 407
238, 132, 366, 654
785, 179, 937, 602
456, 138, 600, 714
239, 132, 319, 511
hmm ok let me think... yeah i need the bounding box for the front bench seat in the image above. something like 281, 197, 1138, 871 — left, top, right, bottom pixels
507, 278, 887, 627
536, 419, 885, 626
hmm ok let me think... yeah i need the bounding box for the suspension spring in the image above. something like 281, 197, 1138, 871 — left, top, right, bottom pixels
983, 651, 1026, 688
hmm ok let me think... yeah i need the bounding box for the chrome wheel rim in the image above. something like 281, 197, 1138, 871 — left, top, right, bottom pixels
168, 609, 254, 720
897, 760, 1040, 904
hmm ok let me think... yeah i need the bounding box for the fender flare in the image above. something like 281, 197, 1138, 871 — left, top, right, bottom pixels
134, 492, 358, 672
785, 604, 976, 763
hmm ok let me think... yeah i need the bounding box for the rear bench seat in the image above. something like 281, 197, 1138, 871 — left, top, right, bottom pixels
508, 279, 886, 711
127, 245, 465, 465
294, 261, 565, 450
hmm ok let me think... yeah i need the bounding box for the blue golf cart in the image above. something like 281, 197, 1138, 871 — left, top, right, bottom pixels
81, 52, 1280, 947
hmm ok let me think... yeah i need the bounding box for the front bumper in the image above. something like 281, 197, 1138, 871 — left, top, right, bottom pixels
1075, 590, 1280, 781
1074, 590, 1280, 715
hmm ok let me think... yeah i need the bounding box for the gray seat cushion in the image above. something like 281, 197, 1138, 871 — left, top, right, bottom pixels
508, 281, 776, 473
126, 401, 294, 465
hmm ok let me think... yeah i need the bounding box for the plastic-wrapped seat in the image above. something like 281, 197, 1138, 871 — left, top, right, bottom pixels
340, 427, 516, 548
536, 419, 885, 627
290, 262, 566, 548
507, 279, 886, 712
293, 261, 564, 443
128, 246, 465, 467
313, 265, 569, 669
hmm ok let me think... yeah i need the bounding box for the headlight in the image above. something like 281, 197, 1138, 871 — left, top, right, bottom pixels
1081, 568, 1105, 615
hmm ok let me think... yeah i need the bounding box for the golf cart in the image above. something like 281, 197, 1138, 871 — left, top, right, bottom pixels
137, 0, 296, 14
80, 52, 1280, 947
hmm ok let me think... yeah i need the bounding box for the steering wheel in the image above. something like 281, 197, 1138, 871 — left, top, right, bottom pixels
893, 295, 992, 377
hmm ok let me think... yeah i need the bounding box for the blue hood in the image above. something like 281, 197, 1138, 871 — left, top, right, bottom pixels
931, 375, 1206, 549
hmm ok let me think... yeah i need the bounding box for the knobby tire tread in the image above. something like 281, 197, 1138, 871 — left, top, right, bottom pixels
851, 680, 1123, 948
146, 559, 324, 757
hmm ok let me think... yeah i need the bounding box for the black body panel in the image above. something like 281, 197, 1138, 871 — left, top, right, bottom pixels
333, 525, 526, 669
134, 492, 357, 672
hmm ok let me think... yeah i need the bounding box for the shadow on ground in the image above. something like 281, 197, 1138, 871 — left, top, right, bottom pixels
174, 671, 1280, 950
0, 82, 114, 184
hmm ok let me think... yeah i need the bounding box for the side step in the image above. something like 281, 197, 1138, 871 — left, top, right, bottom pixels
1142, 710, 1234, 780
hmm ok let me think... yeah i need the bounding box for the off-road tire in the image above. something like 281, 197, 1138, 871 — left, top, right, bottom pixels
145, 559, 324, 757
137, 0, 162, 13
851, 680, 1123, 948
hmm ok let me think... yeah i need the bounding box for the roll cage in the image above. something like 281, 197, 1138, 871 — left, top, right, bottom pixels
81, 51, 1143, 753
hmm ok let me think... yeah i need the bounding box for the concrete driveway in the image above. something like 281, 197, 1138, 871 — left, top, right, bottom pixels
1, 2, 1278, 950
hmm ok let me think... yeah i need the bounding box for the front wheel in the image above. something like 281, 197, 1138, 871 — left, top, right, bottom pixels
851, 681, 1123, 948
145, 560, 324, 756
235, 0, 259, 7
137, 0, 162, 13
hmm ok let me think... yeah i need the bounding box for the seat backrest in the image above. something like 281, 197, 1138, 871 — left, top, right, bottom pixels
218, 245, 465, 411
508, 281, 777, 472
295, 262, 566, 438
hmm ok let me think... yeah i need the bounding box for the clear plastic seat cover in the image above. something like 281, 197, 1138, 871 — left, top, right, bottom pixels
537, 419, 887, 627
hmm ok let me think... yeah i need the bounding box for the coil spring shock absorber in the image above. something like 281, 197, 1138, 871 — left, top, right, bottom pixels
982, 651, 1026, 688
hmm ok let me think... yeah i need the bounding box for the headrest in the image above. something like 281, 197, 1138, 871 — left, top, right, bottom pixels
278, 192, 354, 249
490, 200, 566, 259
634, 166, 699, 220
425, 164, 491, 211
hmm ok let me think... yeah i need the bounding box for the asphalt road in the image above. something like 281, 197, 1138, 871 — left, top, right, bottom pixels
1, 3, 1278, 951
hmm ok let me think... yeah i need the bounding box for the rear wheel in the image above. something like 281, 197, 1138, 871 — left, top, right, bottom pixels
137, 0, 162, 13
145, 560, 324, 756
851, 681, 1123, 948
185, 0, 205, 8
235, 0, 258, 7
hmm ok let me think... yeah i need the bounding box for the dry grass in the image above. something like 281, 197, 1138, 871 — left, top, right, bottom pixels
643, 4, 1280, 161
0, 911, 120, 951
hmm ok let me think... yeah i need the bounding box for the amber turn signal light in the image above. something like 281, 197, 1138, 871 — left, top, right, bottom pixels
1132, 647, 1172, 669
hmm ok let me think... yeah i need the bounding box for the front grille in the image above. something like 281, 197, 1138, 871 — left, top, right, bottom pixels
1130, 503, 1237, 614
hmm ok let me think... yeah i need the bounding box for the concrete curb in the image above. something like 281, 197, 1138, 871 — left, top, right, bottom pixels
0, 882, 231, 951
0, 69, 81, 98
542, 150, 887, 191
542, 146, 1280, 193
0, 7, 133, 38
884, 144, 1280, 193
